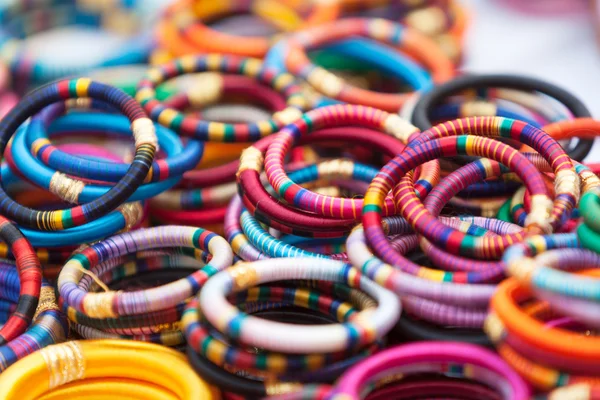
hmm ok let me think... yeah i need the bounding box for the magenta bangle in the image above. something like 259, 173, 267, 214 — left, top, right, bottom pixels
330, 342, 531, 400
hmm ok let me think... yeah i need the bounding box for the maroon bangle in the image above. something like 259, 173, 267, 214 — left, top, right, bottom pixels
238, 127, 407, 237
150, 206, 227, 225
365, 378, 502, 400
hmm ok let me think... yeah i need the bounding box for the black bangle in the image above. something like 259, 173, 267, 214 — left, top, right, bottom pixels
391, 313, 493, 348
411, 73, 593, 161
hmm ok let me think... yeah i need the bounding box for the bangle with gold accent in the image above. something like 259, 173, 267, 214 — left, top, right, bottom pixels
0, 339, 219, 400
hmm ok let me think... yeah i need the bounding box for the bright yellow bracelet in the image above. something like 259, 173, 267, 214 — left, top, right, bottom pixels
0, 340, 219, 400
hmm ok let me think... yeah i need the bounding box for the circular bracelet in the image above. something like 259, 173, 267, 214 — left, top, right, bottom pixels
0, 340, 218, 400
199, 257, 400, 354
28, 104, 203, 183
58, 225, 233, 319
411, 74, 593, 162
136, 55, 308, 142
0, 1, 152, 90
263, 104, 439, 220
280, 18, 453, 112
0, 266, 66, 371
0, 78, 157, 231
158, 0, 339, 58
328, 342, 530, 400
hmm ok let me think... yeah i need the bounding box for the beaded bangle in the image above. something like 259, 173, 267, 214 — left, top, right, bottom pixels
58, 225, 233, 319
199, 257, 400, 354
0, 340, 218, 400
263, 104, 439, 220
280, 18, 453, 112
410, 74, 594, 162
328, 342, 530, 400
136, 55, 309, 142
0, 78, 157, 231
0, 266, 67, 371
28, 105, 203, 183
0, 1, 152, 90
158, 0, 339, 58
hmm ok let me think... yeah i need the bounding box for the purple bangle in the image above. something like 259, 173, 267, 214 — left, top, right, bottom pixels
330, 342, 531, 400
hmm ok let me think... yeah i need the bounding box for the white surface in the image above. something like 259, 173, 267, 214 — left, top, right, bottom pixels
461, 0, 600, 160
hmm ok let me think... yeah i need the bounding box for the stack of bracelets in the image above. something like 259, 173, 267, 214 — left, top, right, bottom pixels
0, 1, 597, 399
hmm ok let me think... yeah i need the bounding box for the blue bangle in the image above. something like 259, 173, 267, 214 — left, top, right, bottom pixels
264, 37, 431, 108
27, 104, 203, 183
0, 0, 152, 88
430, 103, 543, 128
13, 116, 180, 203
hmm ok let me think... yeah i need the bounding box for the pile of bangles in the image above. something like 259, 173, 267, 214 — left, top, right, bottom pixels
0, 0, 597, 399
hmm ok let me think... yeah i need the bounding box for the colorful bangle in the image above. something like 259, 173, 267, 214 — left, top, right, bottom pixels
199, 257, 400, 354
0, 340, 218, 400
0, 266, 66, 371
411, 74, 593, 162
28, 105, 203, 183
158, 0, 339, 58
0, 1, 152, 90
328, 342, 530, 400
58, 225, 233, 319
0, 78, 157, 231
263, 105, 439, 220
136, 55, 309, 142
279, 18, 453, 112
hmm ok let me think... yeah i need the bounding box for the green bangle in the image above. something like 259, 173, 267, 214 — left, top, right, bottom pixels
576, 223, 600, 253
497, 199, 513, 223
580, 191, 600, 233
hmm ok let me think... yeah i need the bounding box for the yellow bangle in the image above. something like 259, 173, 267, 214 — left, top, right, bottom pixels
0, 340, 219, 400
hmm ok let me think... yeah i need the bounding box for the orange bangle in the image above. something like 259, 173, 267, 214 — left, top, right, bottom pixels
520, 117, 600, 152
489, 272, 600, 362
158, 0, 339, 58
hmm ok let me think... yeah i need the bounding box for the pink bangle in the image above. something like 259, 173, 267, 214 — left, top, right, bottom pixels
330, 342, 530, 400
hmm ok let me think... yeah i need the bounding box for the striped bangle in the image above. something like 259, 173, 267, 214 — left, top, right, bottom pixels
263, 105, 439, 220
0, 265, 66, 371
328, 342, 530, 400
199, 257, 400, 354
136, 55, 309, 142
27, 103, 203, 183
0, 0, 151, 91
0, 78, 157, 231
58, 225, 233, 319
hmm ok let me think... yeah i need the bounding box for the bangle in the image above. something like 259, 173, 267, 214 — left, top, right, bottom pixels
238, 127, 409, 237
0, 78, 157, 231
0, 266, 66, 371
28, 105, 203, 183
0, 216, 42, 345
411, 74, 594, 162
58, 225, 233, 319
199, 257, 400, 354
158, 0, 339, 58
0, 1, 151, 90
365, 378, 501, 400
0, 340, 218, 400
391, 313, 493, 347
329, 342, 530, 400
136, 55, 309, 142
537, 384, 600, 400
280, 18, 453, 112
263, 105, 438, 220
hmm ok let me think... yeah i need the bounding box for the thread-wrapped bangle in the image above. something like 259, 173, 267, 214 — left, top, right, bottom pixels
136, 55, 308, 142
411, 74, 593, 162
58, 225, 233, 319
327, 342, 530, 400
0, 1, 152, 91
278, 18, 453, 112
199, 257, 400, 354
263, 105, 439, 220
0, 78, 157, 231
0, 340, 218, 400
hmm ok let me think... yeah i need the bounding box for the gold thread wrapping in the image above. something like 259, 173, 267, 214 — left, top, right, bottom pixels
229, 263, 259, 291
317, 159, 355, 180
265, 381, 303, 396
384, 114, 419, 143
131, 118, 158, 150
187, 73, 223, 107
49, 172, 85, 204
237, 147, 264, 176
460, 101, 498, 118
65, 98, 93, 111
405, 6, 447, 36
40, 341, 85, 389
82, 291, 118, 319
118, 201, 143, 230
33, 286, 61, 321
524, 195, 554, 234
272, 107, 303, 126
